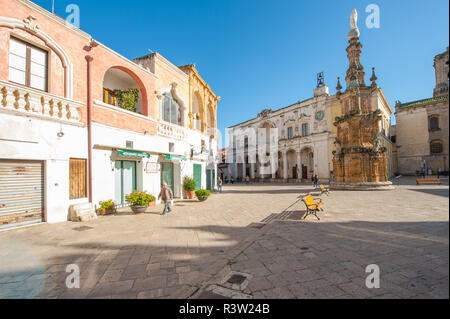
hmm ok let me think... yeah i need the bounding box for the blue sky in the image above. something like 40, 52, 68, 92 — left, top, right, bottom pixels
34, 0, 449, 134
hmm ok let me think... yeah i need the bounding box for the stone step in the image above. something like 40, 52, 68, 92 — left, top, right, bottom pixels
71, 202, 94, 211
69, 202, 97, 222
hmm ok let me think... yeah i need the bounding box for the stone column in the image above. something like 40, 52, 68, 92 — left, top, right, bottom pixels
250, 163, 255, 179
297, 150, 302, 181
271, 155, 276, 179
283, 151, 288, 180
232, 163, 238, 179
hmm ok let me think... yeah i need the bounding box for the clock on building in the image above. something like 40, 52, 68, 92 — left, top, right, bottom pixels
315, 111, 324, 121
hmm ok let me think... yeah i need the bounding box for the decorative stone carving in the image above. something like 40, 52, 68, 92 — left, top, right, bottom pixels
49, 99, 54, 116
41, 96, 45, 114
57, 101, 63, 118
24, 93, 30, 111
258, 109, 273, 118
66, 104, 71, 120
23, 16, 40, 32
13, 90, 20, 109
1, 87, 7, 107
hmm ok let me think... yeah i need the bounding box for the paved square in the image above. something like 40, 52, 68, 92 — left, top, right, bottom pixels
0, 178, 448, 299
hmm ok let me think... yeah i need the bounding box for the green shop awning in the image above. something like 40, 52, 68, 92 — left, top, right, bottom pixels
164, 154, 187, 161
117, 149, 151, 158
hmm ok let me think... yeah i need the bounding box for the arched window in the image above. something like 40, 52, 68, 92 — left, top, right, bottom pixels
430, 140, 443, 154
429, 116, 440, 131
162, 92, 181, 125
192, 95, 201, 130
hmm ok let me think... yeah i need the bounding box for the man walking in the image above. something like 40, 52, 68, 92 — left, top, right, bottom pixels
218, 176, 223, 193
158, 182, 173, 215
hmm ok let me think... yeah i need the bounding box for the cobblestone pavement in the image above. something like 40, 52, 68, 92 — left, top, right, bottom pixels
0, 177, 448, 299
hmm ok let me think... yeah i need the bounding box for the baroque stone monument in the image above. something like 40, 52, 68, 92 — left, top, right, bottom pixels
331, 9, 394, 190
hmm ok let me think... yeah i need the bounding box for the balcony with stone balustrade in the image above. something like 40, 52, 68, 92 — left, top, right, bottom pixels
0, 80, 83, 125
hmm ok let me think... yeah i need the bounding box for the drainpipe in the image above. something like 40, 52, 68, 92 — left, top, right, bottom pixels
85, 55, 94, 203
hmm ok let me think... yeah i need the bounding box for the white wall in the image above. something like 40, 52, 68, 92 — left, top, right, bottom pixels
0, 112, 88, 223
91, 122, 215, 204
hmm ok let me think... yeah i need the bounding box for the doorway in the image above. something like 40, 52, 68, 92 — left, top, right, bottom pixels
193, 164, 202, 190
302, 165, 308, 180
206, 169, 216, 190
161, 162, 174, 193
115, 160, 136, 206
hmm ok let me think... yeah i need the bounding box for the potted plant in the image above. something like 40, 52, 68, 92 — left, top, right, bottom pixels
113, 88, 140, 112
183, 176, 196, 199
97, 199, 116, 215
125, 191, 155, 214
195, 189, 211, 202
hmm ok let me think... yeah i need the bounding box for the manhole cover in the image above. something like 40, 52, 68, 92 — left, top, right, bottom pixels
247, 223, 266, 229
73, 226, 93, 232
227, 274, 247, 285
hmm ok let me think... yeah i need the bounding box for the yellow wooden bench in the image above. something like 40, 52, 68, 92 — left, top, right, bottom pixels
416, 178, 441, 185
320, 184, 330, 196
302, 195, 323, 220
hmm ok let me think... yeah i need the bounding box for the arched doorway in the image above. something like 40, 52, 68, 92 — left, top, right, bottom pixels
287, 150, 298, 179
300, 147, 314, 180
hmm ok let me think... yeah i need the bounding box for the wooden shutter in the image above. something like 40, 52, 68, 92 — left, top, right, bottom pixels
69, 158, 87, 199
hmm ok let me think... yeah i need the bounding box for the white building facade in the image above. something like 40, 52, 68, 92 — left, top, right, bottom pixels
228, 85, 340, 183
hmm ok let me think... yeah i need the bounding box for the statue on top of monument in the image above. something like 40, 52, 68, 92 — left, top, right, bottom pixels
348, 9, 360, 41
350, 9, 358, 29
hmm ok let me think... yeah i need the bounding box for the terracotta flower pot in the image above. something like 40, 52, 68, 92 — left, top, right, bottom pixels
185, 190, 195, 199
97, 208, 106, 215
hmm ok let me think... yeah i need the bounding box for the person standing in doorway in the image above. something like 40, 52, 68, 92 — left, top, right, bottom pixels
218, 176, 223, 193
158, 182, 173, 215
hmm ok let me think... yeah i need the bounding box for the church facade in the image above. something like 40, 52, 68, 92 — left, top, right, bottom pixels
394, 47, 449, 175
228, 83, 340, 183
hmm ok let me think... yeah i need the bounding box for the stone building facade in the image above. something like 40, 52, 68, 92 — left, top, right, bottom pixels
395, 47, 449, 175
227, 84, 341, 183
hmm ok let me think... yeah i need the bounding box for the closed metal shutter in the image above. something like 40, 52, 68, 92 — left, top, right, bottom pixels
0, 160, 44, 229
